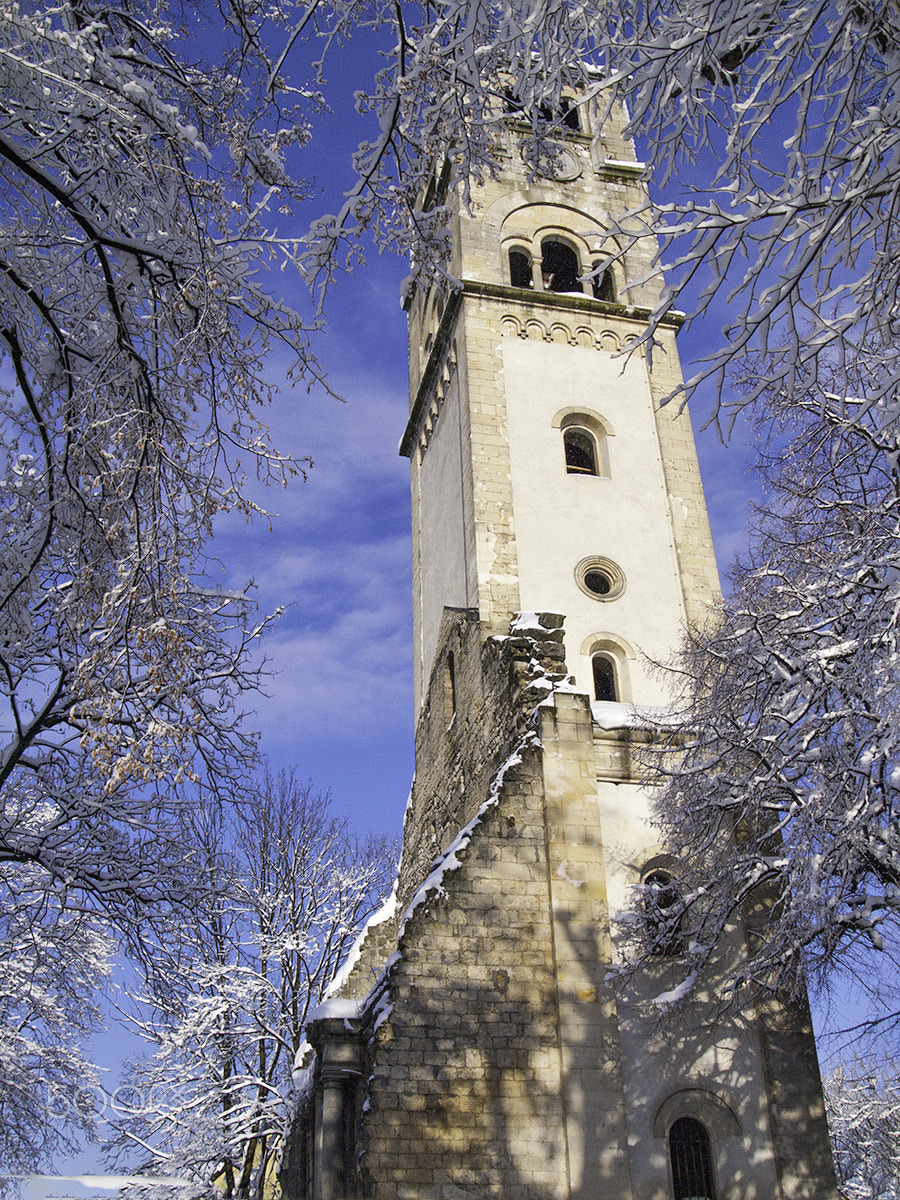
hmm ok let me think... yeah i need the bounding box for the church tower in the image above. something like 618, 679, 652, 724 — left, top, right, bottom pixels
402, 102, 718, 715
283, 98, 838, 1200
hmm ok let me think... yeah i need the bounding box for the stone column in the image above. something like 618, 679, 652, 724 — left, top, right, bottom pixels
307, 1016, 364, 1200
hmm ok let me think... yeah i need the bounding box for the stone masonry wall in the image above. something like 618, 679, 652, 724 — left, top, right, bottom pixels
397, 608, 567, 914
305, 612, 584, 1200
326, 609, 569, 1006
643, 326, 722, 628
351, 629, 638, 1200
359, 743, 571, 1200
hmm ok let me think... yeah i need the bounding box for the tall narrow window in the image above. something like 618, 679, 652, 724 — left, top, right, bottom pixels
592, 653, 617, 702
592, 265, 616, 302
564, 428, 598, 475
643, 868, 682, 955
669, 1117, 717, 1200
509, 248, 533, 289
445, 650, 457, 726
541, 239, 580, 293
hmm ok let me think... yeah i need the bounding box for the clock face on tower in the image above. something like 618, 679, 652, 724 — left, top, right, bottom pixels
527, 141, 582, 182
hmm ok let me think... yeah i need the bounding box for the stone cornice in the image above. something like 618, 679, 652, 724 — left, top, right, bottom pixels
400, 280, 683, 458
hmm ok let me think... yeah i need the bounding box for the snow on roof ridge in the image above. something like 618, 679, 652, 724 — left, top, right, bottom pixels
396, 730, 540, 941
322, 883, 399, 1001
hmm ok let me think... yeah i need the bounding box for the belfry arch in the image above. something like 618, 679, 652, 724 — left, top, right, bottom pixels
498, 202, 628, 302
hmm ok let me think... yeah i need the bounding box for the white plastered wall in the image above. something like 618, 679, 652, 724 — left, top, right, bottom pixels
503, 336, 687, 706
416, 370, 471, 690
593, 775, 782, 1200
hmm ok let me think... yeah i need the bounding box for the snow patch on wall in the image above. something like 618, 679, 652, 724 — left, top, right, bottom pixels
371, 990, 394, 1034
509, 611, 546, 635
289, 1037, 315, 1096
557, 860, 584, 888
651, 974, 697, 1007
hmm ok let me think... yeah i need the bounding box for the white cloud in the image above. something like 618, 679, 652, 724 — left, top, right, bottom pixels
246, 535, 413, 743
208, 323, 416, 776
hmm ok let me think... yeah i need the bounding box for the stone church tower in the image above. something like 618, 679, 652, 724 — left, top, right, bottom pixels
282, 98, 839, 1200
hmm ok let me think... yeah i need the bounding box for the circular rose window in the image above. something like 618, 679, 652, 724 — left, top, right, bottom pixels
575, 556, 625, 601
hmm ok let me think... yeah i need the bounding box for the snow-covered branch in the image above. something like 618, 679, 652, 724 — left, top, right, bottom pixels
0, 861, 112, 1173
825, 1055, 900, 1199
618, 355, 900, 1005
0, 1, 314, 937
247, 0, 900, 427
108, 773, 396, 1200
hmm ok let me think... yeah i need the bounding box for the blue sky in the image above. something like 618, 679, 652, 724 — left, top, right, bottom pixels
210, 249, 417, 838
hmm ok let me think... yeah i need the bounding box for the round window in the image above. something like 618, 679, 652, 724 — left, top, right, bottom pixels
575, 556, 625, 601
584, 569, 612, 595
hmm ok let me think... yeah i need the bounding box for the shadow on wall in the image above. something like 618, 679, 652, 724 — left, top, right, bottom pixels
282, 610, 836, 1200
286, 756, 804, 1200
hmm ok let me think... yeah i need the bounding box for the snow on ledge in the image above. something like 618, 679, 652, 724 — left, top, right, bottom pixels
307, 997, 362, 1022
591, 700, 641, 729
590, 701, 675, 729
540, 678, 581, 699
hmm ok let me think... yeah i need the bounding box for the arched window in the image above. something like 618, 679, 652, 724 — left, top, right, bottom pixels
535, 98, 581, 132
541, 239, 580, 293
669, 1117, 717, 1200
592, 265, 616, 302
582, 633, 633, 705
643, 868, 683, 956
509, 248, 533, 289
563, 427, 598, 475
556, 410, 612, 478
560, 98, 581, 132
592, 653, 617, 702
